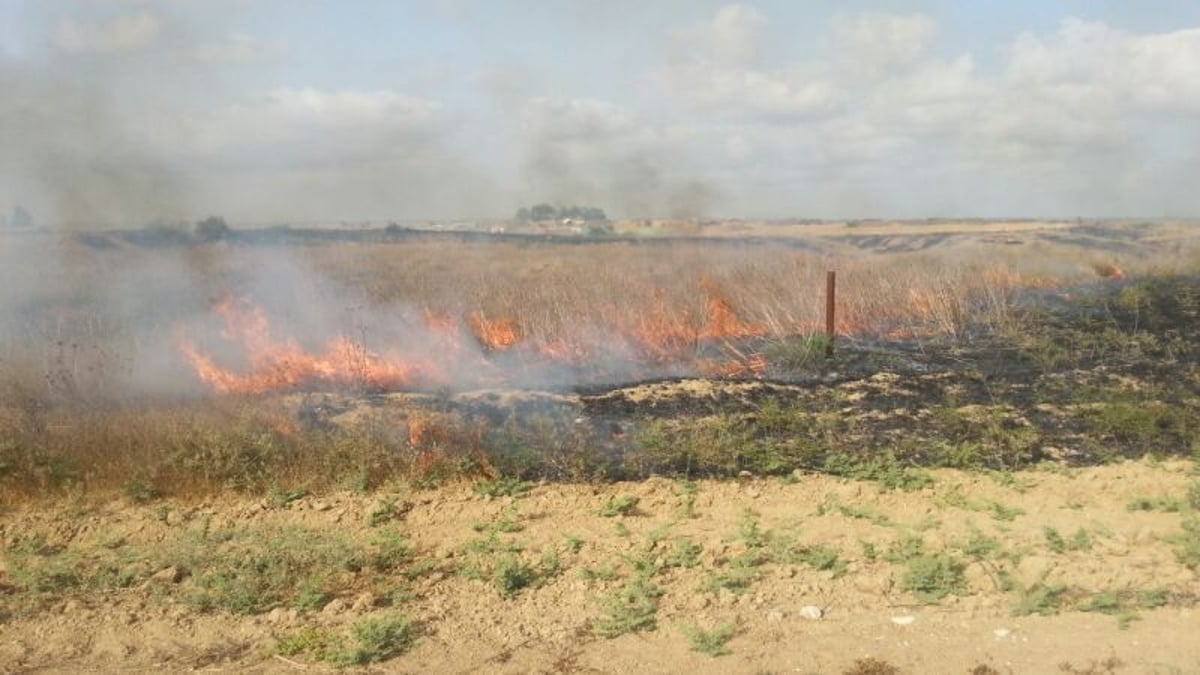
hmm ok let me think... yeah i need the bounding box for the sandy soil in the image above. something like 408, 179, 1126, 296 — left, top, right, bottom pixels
2, 460, 1197, 674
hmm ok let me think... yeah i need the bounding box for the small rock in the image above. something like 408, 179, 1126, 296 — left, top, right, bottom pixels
737, 470, 754, 480
149, 566, 187, 584
791, 469, 805, 481
891, 615, 916, 626
798, 605, 823, 620
322, 598, 348, 615
993, 628, 1011, 640
313, 501, 332, 512
767, 610, 785, 623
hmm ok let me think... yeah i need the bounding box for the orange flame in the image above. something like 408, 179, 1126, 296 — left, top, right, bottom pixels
177, 296, 442, 394
467, 312, 523, 351
178, 286, 773, 394
178, 269, 1055, 395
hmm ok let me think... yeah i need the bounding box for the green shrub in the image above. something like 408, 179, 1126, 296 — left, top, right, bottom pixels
600, 495, 640, 517
593, 576, 662, 638
183, 527, 358, 614
493, 554, 539, 598
901, 554, 966, 603
1012, 583, 1067, 616
280, 615, 419, 666
763, 335, 829, 373
1172, 518, 1200, 569
663, 537, 703, 569
474, 476, 533, 498
678, 622, 737, 656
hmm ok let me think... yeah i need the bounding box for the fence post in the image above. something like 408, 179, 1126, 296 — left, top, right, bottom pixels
825, 270, 836, 359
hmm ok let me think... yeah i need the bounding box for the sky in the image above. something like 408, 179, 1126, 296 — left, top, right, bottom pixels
3, 0, 1200, 225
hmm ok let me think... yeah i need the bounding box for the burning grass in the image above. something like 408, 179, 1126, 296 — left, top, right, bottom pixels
0, 231, 1198, 502
2, 273, 1196, 503
4, 233, 1151, 405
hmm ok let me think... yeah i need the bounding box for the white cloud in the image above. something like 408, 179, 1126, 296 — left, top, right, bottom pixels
54, 11, 161, 54
656, 64, 841, 121
670, 3, 767, 66
708, 4, 767, 65
651, 9, 1200, 216
1005, 19, 1200, 113
192, 33, 288, 64
830, 11, 937, 77
191, 88, 442, 152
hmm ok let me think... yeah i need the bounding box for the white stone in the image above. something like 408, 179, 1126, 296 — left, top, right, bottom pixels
798, 605, 824, 620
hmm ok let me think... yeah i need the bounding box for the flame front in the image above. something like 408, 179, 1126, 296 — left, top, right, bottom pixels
178, 267, 1045, 395
177, 283, 776, 394
177, 296, 443, 394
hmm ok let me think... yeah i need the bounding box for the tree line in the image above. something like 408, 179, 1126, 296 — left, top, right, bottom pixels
515, 203, 608, 222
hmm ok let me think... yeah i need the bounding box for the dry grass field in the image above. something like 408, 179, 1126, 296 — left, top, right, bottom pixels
1, 219, 1199, 672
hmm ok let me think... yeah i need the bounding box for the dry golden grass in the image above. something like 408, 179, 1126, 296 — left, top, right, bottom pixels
2, 225, 1197, 406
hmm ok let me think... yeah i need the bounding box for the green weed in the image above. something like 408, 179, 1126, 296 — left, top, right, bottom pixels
663, 537, 703, 569
493, 554, 540, 598
1170, 518, 1200, 569
1012, 583, 1068, 616
1126, 495, 1183, 512
474, 476, 533, 498
901, 553, 967, 603
593, 576, 662, 638
676, 481, 701, 519
824, 452, 934, 491
600, 495, 640, 517
279, 615, 419, 666
368, 496, 401, 527
123, 477, 162, 504
563, 534, 585, 554
579, 564, 619, 582
677, 622, 737, 657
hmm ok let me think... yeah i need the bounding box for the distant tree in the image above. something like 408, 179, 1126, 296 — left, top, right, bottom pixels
580, 206, 607, 221
529, 203, 557, 221
194, 215, 231, 242
10, 205, 33, 228
516, 203, 608, 222
586, 222, 614, 237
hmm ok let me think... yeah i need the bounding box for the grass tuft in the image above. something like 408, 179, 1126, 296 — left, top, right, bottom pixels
677, 622, 737, 656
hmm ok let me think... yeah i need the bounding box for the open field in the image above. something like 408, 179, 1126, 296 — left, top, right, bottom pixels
1, 219, 1199, 672
3, 461, 1199, 673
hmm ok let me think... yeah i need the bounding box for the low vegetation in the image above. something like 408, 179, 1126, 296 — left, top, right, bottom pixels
278, 615, 419, 666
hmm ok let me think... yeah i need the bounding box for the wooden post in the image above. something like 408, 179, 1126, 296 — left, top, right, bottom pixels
825, 270, 836, 359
